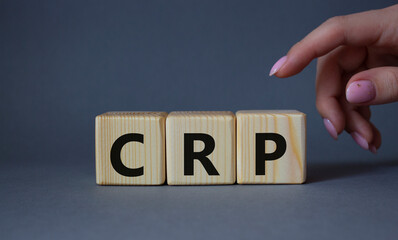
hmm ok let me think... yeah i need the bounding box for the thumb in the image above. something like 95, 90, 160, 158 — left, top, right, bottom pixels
346, 67, 398, 105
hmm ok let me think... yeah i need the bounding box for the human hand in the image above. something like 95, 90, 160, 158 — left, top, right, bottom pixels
269, 4, 398, 153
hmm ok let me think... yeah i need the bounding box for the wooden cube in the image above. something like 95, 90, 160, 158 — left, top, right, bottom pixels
236, 110, 306, 184
166, 111, 236, 185
95, 112, 167, 185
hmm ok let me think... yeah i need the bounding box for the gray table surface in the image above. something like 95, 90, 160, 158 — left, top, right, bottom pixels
2, 157, 398, 240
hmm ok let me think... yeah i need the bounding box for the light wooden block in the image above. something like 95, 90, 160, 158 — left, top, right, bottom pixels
95, 112, 167, 185
166, 111, 236, 185
236, 110, 306, 184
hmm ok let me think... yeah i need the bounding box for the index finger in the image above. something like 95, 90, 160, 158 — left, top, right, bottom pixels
272, 5, 394, 78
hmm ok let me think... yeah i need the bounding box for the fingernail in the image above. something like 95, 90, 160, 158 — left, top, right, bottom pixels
346, 80, 376, 103
350, 132, 369, 150
269, 56, 287, 76
323, 118, 338, 140
369, 144, 377, 154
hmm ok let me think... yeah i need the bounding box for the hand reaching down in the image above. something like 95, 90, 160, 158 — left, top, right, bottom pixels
270, 4, 398, 153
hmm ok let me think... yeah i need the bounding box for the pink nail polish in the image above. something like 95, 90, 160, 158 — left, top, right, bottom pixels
323, 118, 338, 140
369, 144, 377, 154
346, 80, 376, 103
269, 56, 287, 76
350, 132, 369, 150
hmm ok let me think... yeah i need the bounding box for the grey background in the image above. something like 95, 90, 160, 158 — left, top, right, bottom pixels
1, 0, 398, 239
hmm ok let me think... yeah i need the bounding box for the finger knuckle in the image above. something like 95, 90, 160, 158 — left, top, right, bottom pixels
384, 70, 398, 100
323, 16, 345, 35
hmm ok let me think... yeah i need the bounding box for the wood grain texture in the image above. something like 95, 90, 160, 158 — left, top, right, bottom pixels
236, 110, 306, 184
95, 112, 167, 185
166, 111, 236, 185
